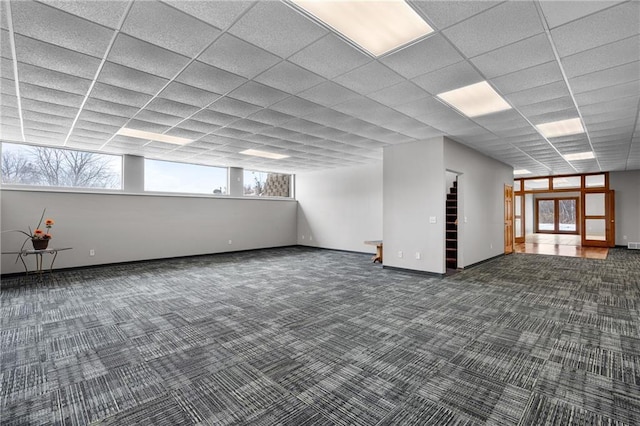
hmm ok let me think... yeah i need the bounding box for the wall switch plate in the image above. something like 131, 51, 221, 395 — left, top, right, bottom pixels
429, 216, 437, 224
464, 216, 468, 223
228, 240, 232, 245
415, 252, 421, 260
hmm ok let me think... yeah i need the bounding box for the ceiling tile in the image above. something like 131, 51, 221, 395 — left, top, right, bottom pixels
227, 119, 271, 134
77, 109, 128, 127
413, 1, 503, 30
228, 1, 327, 59
471, 33, 555, 79
368, 81, 430, 106
442, 1, 544, 58
41, 0, 129, 29
394, 96, 452, 119
1, 29, 11, 59
248, 109, 294, 126
569, 61, 640, 94
540, 0, 628, 29
269, 96, 326, 117
334, 61, 405, 95
84, 97, 140, 118
17, 62, 91, 95
198, 33, 280, 79
228, 81, 290, 107
91, 82, 153, 108
164, 0, 253, 30
298, 81, 360, 107
412, 60, 483, 95
289, 33, 370, 79
177, 119, 220, 135
135, 109, 184, 127
208, 97, 262, 118
380, 34, 463, 79
126, 119, 170, 134
159, 82, 220, 108
551, 2, 640, 57
518, 96, 576, 117
11, 1, 114, 57
14, 35, 101, 79
21, 98, 78, 119
491, 61, 564, 95
506, 81, 571, 107
191, 109, 237, 127
254, 61, 325, 94
98, 61, 169, 95
574, 81, 640, 106
561, 35, 640, 78
108, 33, 191, 79
20, 82, 84, 108
145, 98, 201, 118
121, 0, 220, 57
176, 61, 246, 94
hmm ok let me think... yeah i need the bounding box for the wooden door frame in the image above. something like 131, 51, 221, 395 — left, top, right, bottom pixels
504, 184, 514, 254
534, 197, 580, 235
581, 189, 615, 247
514, 194, 525, 243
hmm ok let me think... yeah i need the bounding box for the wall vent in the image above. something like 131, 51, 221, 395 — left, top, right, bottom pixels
628, 242, 640, 250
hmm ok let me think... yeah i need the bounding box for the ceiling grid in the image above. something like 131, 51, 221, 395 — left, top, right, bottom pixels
0, 0, 637, 176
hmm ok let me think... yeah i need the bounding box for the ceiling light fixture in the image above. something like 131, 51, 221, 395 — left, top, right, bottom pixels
513, 169, 531, 175
117, 128, 192, 145
535, 118, 584, 138
563, 151, 595, 161
240, 149, 290, 160
436, 81, 512, 117
290, 0, 433, 57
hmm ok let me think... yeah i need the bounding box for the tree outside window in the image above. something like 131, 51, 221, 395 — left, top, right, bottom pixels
1, 142, 121, 189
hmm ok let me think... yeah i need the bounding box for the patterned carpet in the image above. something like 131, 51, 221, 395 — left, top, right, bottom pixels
1, 247, 639, 425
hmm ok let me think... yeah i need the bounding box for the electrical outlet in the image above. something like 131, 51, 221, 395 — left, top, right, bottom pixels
228, 240, 232, 245
415, 252, 421, 260
89, 249, 95, 257
309, 235, 313, 241
398, 251, 403, 258
301, 235, 305, 240
490, 244, 493, 249
429, 216, 437, 224
464, 216, 468, 223
624, 235, 627, 240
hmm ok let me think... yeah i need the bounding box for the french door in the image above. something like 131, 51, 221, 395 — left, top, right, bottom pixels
535, 197, 579, 234
582, 190, 615, 247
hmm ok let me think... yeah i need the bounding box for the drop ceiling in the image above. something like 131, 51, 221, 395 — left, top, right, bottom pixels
1, 0, 638, 177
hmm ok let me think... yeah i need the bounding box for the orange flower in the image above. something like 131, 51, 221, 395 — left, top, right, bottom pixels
45, 219, 55, 226
34, 229, 44, 235
45, 233, 52, 239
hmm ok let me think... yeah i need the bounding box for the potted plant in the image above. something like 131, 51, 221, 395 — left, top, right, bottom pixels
4, 209, 54, 250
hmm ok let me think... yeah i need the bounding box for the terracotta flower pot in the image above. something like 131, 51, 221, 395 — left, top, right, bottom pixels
32, 239, 49, 250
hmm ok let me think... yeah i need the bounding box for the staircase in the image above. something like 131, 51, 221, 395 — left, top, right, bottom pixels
446, 181, 458, 270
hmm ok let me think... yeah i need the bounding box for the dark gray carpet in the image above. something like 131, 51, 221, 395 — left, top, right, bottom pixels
1, 247, 639, 425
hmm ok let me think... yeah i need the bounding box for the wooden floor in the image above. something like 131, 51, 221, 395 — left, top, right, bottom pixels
515, 233, 608, 259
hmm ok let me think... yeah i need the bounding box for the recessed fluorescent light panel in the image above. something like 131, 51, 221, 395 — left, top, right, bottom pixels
563, 151, 595, 161
535, 118, 584, 138
513, 169, 531, 175
117, 128, 192, 145
240, 149, 290, 160
291, 0, 433, 57
436, 81, 511, 117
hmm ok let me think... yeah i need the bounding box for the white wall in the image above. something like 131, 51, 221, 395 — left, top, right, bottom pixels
296, 162, 382, 254
443, 137, 513, 268
1, 190, 297, 274
384, 138, 446, 273
610, 170, 640, 245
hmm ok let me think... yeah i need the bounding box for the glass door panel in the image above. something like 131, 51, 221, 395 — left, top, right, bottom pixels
536, 199, 555, 232
585, 219, 606, 240
558, 199, 577, 232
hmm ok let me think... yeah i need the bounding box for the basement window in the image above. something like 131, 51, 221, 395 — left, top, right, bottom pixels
1, 142, 122, 189
243, 170, 292, 198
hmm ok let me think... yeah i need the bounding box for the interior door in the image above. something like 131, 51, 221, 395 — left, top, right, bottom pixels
582, 189, 615, 247
515, 194, 524, 243
504, 184, 514, 254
